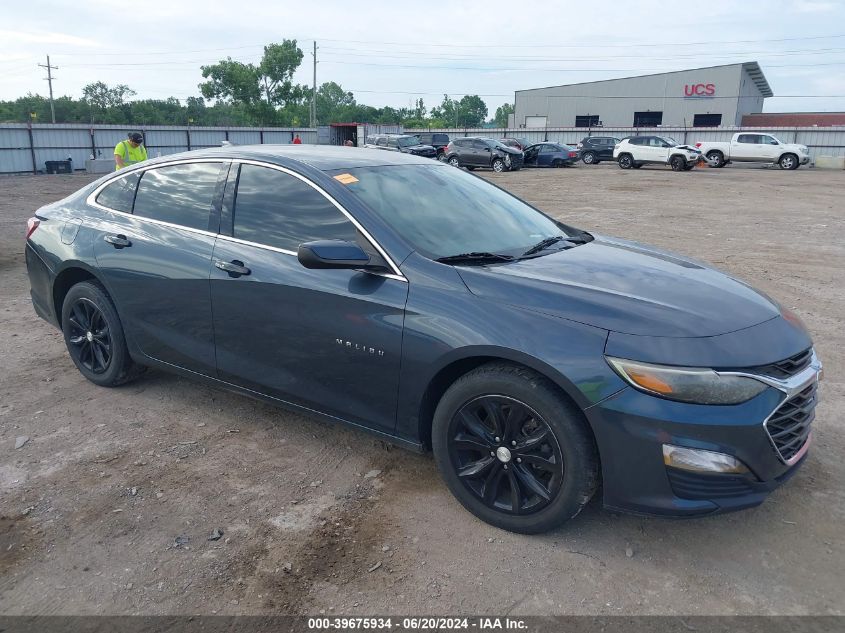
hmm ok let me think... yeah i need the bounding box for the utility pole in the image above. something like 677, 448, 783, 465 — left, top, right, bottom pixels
311, 41, 318, 127
38, 55, 58, 123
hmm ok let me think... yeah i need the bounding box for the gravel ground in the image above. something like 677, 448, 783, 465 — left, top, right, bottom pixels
0, 162, 843, 616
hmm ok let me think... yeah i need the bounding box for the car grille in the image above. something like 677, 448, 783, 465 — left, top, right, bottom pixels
667, 469, 755, 500
766, 381, 817, 462
750, 348, 813, 379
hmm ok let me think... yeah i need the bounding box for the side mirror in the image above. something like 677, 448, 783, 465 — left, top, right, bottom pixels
297, 240, 372, 270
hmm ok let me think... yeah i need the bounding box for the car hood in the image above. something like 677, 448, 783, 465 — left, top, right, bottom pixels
455, 235, 780, 337
403, 144, 435, 152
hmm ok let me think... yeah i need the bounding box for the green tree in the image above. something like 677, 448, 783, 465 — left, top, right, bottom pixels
81, 81, 136, 122
493, 103, 514, 127
200, 40, 307, 123
316, 81, 355, 124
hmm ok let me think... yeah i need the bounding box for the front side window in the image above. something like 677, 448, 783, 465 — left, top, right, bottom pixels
95, 171, 141, 213
337, 164, 574, 260
133, 162, 222, 231
232, 164, 358, 252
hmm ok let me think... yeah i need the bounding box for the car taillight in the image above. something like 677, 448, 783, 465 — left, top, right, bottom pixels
26, 217, 40, 239
695, 142, 702, 148
569, 152, 577, 158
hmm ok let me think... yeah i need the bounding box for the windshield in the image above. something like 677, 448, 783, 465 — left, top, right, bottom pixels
397, 137, 419, 148
660, 136, 680, 146
334, 165, 574, 260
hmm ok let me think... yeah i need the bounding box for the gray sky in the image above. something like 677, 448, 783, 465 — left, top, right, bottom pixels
3, 0, 845, 115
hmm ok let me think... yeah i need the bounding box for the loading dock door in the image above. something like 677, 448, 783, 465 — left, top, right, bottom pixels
525, 116, 548, 128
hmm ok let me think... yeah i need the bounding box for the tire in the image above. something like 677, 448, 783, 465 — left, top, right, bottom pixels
448, 156, 460, 167
631, 163, 642, 169
707, 150, 725, 168
670, 155, 686, 171
492, 158, 505, 172
466, 166, 476, 171
582, 151, 597, 165
683, 163, 695, 171
779, 153, 799, 170
437, 152, 448, 162
432, 362, 599, 534
617, 154, 633, 169
61, 281, 143, 387
552, 160, 563, 168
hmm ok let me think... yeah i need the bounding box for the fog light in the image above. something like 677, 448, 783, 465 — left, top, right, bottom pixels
663, 444, 749, 474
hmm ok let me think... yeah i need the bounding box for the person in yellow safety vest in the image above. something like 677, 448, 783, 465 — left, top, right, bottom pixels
114, 132, 148, 170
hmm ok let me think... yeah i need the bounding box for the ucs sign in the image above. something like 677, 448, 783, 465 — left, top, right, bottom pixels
684, 83, 716, 97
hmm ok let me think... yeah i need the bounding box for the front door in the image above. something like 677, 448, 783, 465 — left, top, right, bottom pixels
92, 160, 227, 376
209, 162, 408, 433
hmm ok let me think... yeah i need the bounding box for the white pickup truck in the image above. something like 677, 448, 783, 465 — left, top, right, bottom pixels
695, 133, 810, 170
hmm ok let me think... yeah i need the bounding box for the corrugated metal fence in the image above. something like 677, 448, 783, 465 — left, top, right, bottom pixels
4, 123, 844, 173
406, 126, 845, 161
0, 124, 318, 174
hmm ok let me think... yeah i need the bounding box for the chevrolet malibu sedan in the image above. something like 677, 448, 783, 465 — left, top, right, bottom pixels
26, 146, 821, 534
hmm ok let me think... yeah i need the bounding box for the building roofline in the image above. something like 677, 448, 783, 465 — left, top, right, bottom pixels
515, 61, 773, 97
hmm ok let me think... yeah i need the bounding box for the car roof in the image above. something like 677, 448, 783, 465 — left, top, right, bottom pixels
144, 145, 436, 171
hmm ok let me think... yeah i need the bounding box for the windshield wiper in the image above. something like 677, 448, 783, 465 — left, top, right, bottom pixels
520, 234, 588, 258
436, 252, 516, 265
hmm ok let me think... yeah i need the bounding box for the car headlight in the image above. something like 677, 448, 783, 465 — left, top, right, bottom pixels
606, 357, 768, 405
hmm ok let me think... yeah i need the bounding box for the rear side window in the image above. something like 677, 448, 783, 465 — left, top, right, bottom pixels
95, 171, 141, 213
737, 134, 760, 144
433, 134, 449, 144
232, 164, 358, 252
133, 162, 222, 231
629, 137, 647, 146
376, 137, 387, 146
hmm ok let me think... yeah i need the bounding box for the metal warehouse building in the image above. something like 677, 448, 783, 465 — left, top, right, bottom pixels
510, 62, 772, 129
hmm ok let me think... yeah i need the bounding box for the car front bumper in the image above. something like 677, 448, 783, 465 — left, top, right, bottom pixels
584, 357, 821, 517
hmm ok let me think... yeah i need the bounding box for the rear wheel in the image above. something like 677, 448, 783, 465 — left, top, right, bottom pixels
437, 151, 447, 162
492, 158, 505, 172
61, 281, 143, 387
618, 154, 633, 169
582, 151, 597, 165
670, 155, 686, 171
779, 153, 799, 170
707, 150, 725, 168
552, 159, 563, 168
448, 156, 460, 167
432, 363, 599, 534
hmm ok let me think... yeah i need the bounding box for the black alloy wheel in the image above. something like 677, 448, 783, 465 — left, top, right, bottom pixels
61, 281, 143, 387
432, 362, 599, 533
670, 155, 686, 171
448, 395, 564, 516
618, 154, 633, 169
67, 298, 112, 374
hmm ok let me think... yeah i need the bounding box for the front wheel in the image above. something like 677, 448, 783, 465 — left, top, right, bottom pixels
492, 158, 505, 172
432, 363, 599, 534
61, 281, 143, 387
670, 155, 686, 171
617, 154, 633, 169
779, 153, 799, 170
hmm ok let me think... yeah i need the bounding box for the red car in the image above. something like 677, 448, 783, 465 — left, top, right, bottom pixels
499, 137, 531, 151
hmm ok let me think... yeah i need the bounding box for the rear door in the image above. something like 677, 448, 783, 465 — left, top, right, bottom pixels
92, 160, 227, 376
731, 134, 759, 160
600, 138, 618, 160
209, 161, 408, 433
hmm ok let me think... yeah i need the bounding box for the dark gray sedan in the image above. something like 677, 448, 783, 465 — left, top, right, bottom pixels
25, 146, 820, 533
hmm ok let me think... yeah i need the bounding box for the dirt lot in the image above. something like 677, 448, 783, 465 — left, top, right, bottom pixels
1, 163, 843, 616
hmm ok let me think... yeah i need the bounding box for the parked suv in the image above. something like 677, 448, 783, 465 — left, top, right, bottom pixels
444, 137, 523, 172
577, 136, 622, 165
411, 132, 450, 160
364, 134, 437, 158
613, 136, 702, 171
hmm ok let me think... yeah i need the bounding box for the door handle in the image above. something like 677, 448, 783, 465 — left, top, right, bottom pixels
104, 234, 131, 248
215, 259, 251, 277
